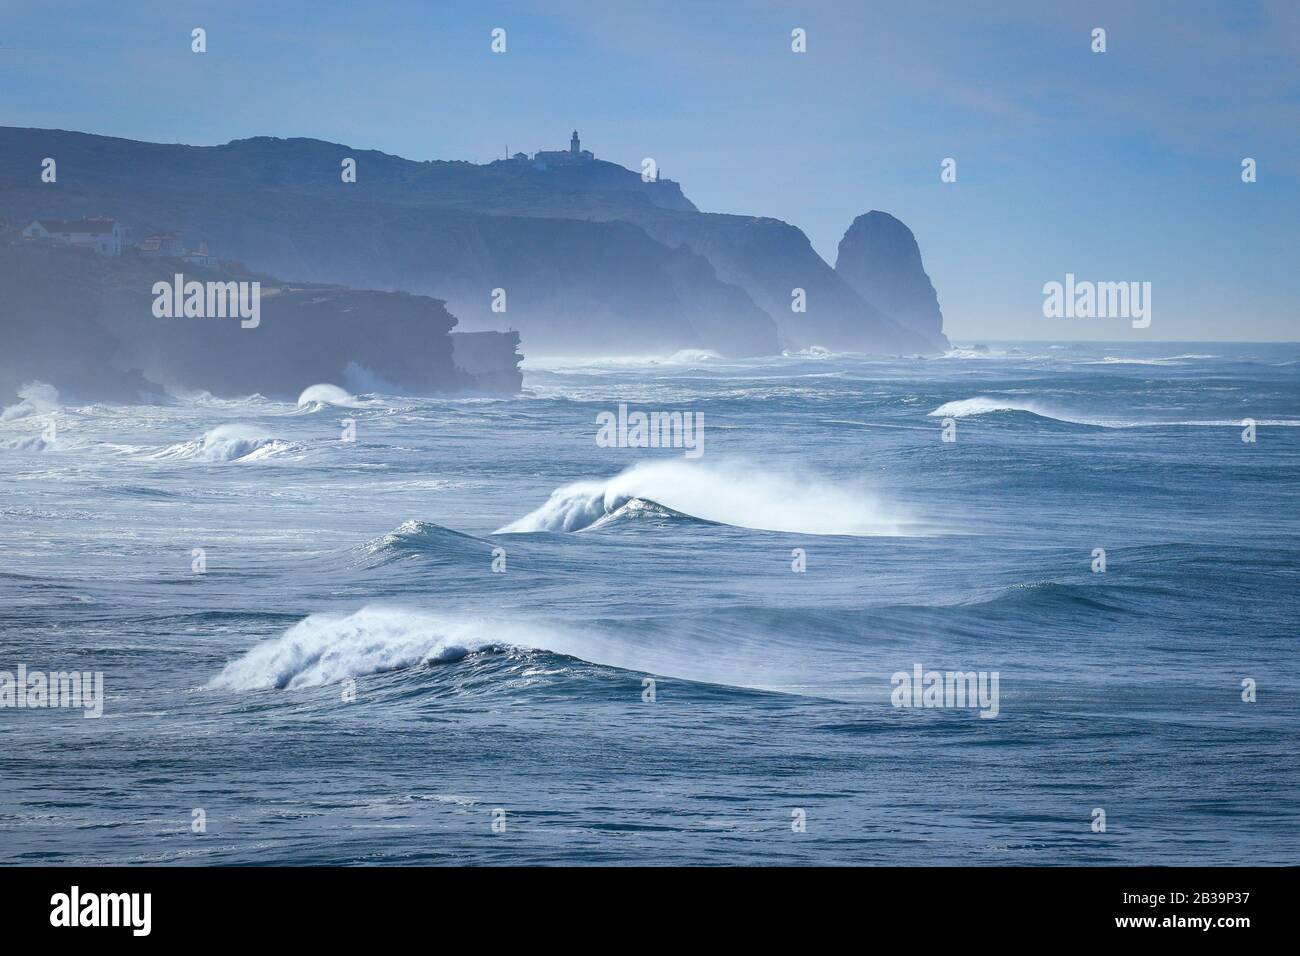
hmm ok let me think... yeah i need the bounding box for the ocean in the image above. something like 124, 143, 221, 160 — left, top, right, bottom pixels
1, 342, 1297, 865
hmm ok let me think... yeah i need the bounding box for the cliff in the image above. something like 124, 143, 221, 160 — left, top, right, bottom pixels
835, 211, 948, 347
633, 213, 935, 353
0, 127, 947, 357
0, 239, 521, 402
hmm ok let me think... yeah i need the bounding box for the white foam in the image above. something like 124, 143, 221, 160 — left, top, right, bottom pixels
929, 395, 1300, 429
496, 459, 914, 536
208, 607, 546, 690
296, 383, 362, 410
782, 345, 838, 360
666, 349, 723, 365
525, 349, 725, 370
150, 424, 298, 462
929, 396, 1070, 421
172, 389, 273, 407
1, 382, 60, 422
1087, 354, 1218, 366
204, 605, 813, 696
0, 434, 51, 451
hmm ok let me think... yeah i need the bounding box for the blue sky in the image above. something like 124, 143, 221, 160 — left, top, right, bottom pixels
2, 0, 1296, 340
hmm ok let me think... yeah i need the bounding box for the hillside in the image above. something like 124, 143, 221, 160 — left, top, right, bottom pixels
0, 127, 948, 356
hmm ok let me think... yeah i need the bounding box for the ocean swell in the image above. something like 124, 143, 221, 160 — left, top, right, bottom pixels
296, 383, 364, 411
149, 424, 300, 462
495, 460, 913, 536
1, 382, 60, 422
208, 607, 547, 690
929, 395, 1300, 429
928, 396, 1087, 424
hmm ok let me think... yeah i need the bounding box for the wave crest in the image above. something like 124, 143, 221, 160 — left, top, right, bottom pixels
356, 520, 487, 565
0, 434, 52, 451
929, 396, 1068, 421
1, 381, 60, 422
208, 607, 533, 690
496, 460, 913, 536
296, 383, 362, 411
150, 424, 299, 462
929, 395, 1300, 429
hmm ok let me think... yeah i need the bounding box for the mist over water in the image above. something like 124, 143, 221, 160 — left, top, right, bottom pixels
2, 342, 1298, 865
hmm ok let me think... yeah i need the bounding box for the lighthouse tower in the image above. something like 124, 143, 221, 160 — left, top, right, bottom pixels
570, 130, 580, 155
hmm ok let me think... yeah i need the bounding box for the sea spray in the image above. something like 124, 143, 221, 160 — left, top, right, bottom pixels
297, 383, 361, 409
0, 381, 60, 421
495, 459, 913, 536
149, 423, 297, 462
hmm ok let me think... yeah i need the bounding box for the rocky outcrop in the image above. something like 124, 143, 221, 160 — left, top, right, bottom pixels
636, 213, 933, 353
835, 211, 948, 348
450, 331, 524, 395
0, 239, 520, 402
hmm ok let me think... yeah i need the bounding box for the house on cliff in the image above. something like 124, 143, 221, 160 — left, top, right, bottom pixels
22, 218, 125, 256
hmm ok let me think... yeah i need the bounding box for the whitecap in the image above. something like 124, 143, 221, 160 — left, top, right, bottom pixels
1, 382, 60, 421
496, 459, 915, 536
296, 383, 363, 410
149, 424, 300, 462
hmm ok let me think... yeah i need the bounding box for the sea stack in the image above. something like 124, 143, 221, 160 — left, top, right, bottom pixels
835, 211, 949, 349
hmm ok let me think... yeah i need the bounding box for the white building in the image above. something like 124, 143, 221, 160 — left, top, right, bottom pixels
137, 232, 184, 257
181, 240, 219, 267
532, 130, 595, 167
22, 218, 125, 256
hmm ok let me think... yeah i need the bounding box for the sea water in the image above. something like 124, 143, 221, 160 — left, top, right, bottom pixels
1, 342, 1297, 864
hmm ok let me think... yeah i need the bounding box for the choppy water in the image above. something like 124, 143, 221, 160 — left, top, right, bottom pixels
2, 342, 1297, 865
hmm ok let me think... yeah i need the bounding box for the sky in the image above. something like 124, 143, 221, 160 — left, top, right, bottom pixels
1, 0, 1296, 341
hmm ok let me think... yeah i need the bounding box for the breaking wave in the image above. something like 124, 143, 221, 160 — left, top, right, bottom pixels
175, 390, 273, 408
296, 383, 363, 411
665, 349, 723, 365
496, 459, 914, 536
207, 606, 575, 690
928, 396, 1085, 424
585, 497, 706, 530
203, 605, 776, 695
782, 345, 839, 360
0, 434, 52, 452
1086, 354, 1217, 366
930, 396, 1300, 429
355, 520, 488, 566
149, 424, 300, 462
207, 607, 492, 689
1, 382, 60, 422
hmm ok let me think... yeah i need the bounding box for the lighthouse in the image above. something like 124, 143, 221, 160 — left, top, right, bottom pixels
530, 132, 595, 167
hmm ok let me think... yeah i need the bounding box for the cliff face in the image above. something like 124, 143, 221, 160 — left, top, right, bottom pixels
0, 239, 520, 402
450, 331, 524, 395
0, 184, 780, 358
0, 242, 155, 403
0, 127, 947, 357
835, 211, 948, 347
636, 213, 934, 353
